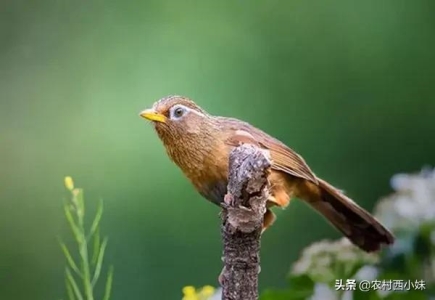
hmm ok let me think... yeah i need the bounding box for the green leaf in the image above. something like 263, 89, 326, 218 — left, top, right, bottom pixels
88, 199, 103, 241
260, 289, 302, 300
413, 226, 433, 261
260, 275, 315, 300
288, 274, 315, 293
91, 228, 101, 266
92, 237, 108, 286
354, 289, 382, 300
64, 205, 82, 244
65, 268, 84, 300
102, 265, 114, 300
59, 242, 82, 278
65, 275, 76, 300
418, 221, 435, 241
380, 250, 416, 278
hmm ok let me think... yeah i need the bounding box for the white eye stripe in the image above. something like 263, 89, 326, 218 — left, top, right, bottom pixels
189, 109, 204, 117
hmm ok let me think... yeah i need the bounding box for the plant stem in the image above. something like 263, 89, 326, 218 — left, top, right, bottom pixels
80, 234, 94, 300
77, 200, 94, 300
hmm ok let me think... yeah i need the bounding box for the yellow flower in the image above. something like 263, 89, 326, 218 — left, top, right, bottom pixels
64, 176, 74, 191
199, 285, 215, 297
182, 286, 196, 295
182, 286, 198, 300
182, 285, 216, 300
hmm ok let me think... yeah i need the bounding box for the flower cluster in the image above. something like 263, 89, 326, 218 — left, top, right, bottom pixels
291, 237, 379, 284
374, 168, 435, 232
182, 285, 217, 300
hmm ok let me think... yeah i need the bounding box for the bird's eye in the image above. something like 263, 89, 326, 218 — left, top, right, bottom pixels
174, 107, 184, 117
171, 106, 187, 120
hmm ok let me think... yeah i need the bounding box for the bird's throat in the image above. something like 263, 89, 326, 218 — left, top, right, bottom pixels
154, 117, 231, 204
159, 129, 219, 176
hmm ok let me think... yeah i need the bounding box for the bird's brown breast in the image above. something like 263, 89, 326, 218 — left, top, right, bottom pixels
186, 139, 298, 209
188, 139, 232, 204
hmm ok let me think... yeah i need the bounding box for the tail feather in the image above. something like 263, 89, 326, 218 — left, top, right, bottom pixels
300, 178, 394, 252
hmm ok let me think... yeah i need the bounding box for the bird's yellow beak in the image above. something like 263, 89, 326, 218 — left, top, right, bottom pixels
139, 109, 167, 123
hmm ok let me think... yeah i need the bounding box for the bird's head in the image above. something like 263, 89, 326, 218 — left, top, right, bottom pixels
139, 95, 215, 149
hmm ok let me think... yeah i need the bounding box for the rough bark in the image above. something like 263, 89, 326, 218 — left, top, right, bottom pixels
220, 144, 271, 300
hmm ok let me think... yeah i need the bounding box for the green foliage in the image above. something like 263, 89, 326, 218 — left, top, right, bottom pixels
60, 177, 114, 300
259, 169, 435, 300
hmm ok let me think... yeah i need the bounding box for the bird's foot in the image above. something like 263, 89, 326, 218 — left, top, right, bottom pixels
224, 193, 234, 205
218, 266, 227, 286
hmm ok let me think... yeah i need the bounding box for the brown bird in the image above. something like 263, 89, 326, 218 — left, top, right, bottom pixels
140, 95, 394, 252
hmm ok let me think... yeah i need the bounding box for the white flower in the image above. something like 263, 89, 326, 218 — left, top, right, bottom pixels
375, 168, 435, 231
291, 238, 379, 284
354, 265, 378, 281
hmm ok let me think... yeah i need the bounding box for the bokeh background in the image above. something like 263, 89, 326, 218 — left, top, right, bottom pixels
1, 0, 434, 299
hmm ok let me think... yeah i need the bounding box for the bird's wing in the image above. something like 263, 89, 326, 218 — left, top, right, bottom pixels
222, 117, 318, 184
257, 136, 318, 183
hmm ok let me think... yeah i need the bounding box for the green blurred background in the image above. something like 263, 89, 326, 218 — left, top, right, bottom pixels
1, 0, 434, 299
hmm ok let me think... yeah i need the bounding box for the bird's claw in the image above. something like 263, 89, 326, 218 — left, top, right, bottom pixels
218, 266, 226, 286
224, 193, 234, 205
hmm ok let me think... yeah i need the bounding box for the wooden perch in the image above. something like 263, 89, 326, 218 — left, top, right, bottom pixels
220, 144, 272, 300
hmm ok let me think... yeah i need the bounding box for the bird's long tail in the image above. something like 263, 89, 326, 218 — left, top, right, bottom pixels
298, 178, 394, 252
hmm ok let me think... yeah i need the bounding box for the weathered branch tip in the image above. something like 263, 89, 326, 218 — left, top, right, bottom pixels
220, 144, 271, 300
